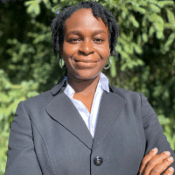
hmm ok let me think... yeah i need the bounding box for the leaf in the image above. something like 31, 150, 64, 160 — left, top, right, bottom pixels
149, 4, 160, 13
121, 33, 128, 40
142, 33, 148, 42
24, 1, 34, 6
156, 31, 164, 39
134, 44, 142, 54
110, 56, 116, 77
52, 4, 61, 13
139, 1, 148, 7
157, 1, 174, 8
148, 13, 164, 26
164, 23, 175, 29
165, 33, 175, 48
158, 115, 171, 125
26, 1, 41, 16
121, 11, 127, 19
121, 64, 127, 71
149, 26, 155, 37
121, 7, 128, 19
137, 35, 141, 45
129, 15, 139, 28
116, 45, 122, 52
43, 0, 52, 9
137, 59, 144, 66
127, 62, 134, 69
166, 8, 175, 24
133, 6, 146, 14
120, 51, 130, 60
153, 21, 164, 32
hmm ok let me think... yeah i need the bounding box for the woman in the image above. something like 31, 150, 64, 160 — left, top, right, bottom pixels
5, 1, 175, 175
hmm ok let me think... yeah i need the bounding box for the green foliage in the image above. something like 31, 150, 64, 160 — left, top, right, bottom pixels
0, 0, 175, 174
0, 69, 39, 174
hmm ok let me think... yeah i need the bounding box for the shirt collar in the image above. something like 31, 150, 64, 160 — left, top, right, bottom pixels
99, 72, 109, 93
64, 72, 109, 98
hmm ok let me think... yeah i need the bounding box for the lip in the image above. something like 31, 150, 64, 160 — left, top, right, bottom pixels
73, 59, 98, 68
74, 59, 98, 63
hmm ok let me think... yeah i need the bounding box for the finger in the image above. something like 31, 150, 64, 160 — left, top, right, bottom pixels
149, 156, 174, 175
163, 167, 174, 175
141, 151, 171, 175
139, 148, 158, 174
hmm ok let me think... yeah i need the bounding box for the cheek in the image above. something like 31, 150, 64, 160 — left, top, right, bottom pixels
63, 41, 110, 59
97, 44, 110, 59
107, 47, 111, 57
106, 42, 111, 56
62, 42, 78, 58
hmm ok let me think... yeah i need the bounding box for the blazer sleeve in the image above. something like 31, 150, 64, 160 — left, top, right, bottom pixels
5, 102, 42, 175
140, 93, 175, 169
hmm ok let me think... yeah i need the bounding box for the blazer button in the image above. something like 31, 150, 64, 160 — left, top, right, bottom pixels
94, 156, 103, 166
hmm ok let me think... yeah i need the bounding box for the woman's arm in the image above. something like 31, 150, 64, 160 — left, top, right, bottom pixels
139, 93, 175, 174
4, 102, 42, 175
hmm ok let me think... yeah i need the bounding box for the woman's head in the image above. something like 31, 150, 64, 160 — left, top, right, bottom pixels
51, 1, 119, 58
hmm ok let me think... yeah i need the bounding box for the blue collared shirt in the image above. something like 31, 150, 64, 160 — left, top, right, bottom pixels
64, 73, 109, 137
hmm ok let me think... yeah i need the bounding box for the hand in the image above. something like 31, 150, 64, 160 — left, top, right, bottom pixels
139, 148, 174, 175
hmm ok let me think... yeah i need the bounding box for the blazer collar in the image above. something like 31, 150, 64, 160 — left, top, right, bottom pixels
48, 77, 93, 149
46, 92, 93, 149
92, 86, 126, 150
51, 76, 67, 96
47, 78, 126, 150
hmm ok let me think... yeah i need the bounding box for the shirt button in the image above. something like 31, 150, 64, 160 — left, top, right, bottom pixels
94, 156, 103, 166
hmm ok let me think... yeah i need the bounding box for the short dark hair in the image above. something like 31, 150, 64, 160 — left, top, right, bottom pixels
51, 1, 119, 58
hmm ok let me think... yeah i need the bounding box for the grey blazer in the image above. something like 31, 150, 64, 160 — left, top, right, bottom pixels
5, 77, 175, 175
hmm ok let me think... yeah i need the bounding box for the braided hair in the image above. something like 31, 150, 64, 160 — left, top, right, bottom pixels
51, 1, 119, 59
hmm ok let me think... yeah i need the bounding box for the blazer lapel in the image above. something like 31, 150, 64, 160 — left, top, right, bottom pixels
93, 86, 126, 150
46, 80, 93, 150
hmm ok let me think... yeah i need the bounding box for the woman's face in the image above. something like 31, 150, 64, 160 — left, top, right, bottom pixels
62, 8, 110, 80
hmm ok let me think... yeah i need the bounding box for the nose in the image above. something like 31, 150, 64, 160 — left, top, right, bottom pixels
79, 39, 94, 55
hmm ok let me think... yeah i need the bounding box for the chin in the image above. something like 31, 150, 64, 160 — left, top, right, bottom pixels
73, 70, 101, 81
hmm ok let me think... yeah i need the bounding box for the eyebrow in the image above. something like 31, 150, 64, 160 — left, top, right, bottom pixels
66, 30, 107, 37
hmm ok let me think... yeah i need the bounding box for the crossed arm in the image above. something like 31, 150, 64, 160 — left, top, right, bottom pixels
138, 93, 175, 175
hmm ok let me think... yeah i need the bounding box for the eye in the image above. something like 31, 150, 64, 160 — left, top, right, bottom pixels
72, 38, 78, 41
69, 38, 81, 43
94, 38, 104, 43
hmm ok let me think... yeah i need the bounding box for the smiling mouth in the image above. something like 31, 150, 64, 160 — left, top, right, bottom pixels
73, 59, 98, 68
74, 60, 98, 63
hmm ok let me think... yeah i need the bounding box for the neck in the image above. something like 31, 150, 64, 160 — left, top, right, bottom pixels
67, 73, 101, 96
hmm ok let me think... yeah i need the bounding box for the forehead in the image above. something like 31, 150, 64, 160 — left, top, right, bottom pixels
64, 8, 109, 34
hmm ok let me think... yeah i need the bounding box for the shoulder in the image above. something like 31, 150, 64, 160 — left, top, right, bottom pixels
110, 85, 143, 102
20, 77, 66, 108
109, 85, 151, 113
20, 90, 52, 112
110, 85, 156, 118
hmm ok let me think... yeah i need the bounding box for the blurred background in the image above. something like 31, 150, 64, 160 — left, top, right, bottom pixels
0, 0, 175, 174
